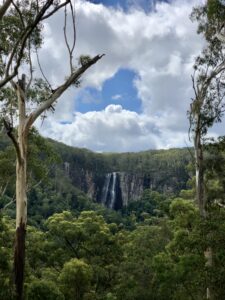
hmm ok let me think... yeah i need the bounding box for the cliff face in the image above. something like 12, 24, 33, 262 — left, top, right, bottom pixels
55, 142, 191, 209
62, 164, 190, 210
98, 172, 144, 208
94, 170, 188, 209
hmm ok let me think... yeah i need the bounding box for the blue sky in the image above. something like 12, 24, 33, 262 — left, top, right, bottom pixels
87, 0, 171, 12
75, 69, 142, 113
73, 0, 169, 116
36, 0, 212, 152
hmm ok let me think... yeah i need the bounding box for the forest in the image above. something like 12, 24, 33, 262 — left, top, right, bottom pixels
1, 0, 225, 300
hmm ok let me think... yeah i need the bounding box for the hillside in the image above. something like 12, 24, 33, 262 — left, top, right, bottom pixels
48, 138, 192, 207
0, 133, 192, 220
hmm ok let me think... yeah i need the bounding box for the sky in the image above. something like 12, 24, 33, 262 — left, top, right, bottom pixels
34, 0, 212, 152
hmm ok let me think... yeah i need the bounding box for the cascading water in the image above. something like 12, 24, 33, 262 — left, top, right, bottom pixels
100, 172, 123, 210
101, 173, 111, 205
109, 172, 116, 209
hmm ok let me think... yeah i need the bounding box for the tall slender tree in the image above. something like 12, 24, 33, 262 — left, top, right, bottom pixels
189, 1, 225, 298
0, 1, 103, 299
190, 0, 225, 217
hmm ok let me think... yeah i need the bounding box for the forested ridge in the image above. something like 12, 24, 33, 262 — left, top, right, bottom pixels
1, 134, 225, 299
1, 0, 225, 299
0, 131, 191, 222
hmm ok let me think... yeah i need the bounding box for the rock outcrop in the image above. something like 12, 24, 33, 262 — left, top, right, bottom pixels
99, 172, 144, 209
58, 145, 191, 210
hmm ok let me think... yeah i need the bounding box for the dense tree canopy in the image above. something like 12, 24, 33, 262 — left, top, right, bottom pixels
1, 1, 225, 300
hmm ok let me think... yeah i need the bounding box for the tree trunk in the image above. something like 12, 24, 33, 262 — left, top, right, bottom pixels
205, 247, 213, 300
194, 114, 212, 299
14, 155, 27, 300
194, 123, 205, 217
14, 75, 28, 300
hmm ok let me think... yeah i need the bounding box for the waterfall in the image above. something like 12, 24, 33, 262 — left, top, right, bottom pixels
101, 173, 111, 204
100, 172, 122, 210
64, 162, 70, 176
109, 172, 116, 209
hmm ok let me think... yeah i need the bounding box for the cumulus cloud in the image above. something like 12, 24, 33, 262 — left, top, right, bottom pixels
35, 0, 207, 151
37, 104, 187, 152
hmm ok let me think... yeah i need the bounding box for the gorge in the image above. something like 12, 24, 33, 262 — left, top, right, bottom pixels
55, 140, 192, 209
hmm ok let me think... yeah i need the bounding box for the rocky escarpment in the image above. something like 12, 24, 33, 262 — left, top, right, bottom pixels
62, 163, 190, 210
95, 170, 188, 209
98, 172, 144, 209
55, 142, 191, 210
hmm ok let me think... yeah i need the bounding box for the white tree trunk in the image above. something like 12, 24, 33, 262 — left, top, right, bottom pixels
194, 124, 206, 217
14, 76, 28, 300
194, 114, 213, 299
14, 150, 27, 300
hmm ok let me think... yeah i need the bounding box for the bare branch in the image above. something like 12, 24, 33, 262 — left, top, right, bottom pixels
0, 0, 12, 20
35, 47, 52, 91
27, 39, 33, 91
0, 0, 69, 89
64, 5, 72, 72
41, 0, 70, 21
70, 1, 76, 58
0, 1, 53, 88
7, 1, 54, 76
3, 118, 22, 164
25, 54, 105, 130
0, 182, 9, 198
12, 0, 25, 29
205, 62, 225, 88
1, 195, 16, 212
215, 199, 225, 208
191, 73, 198, 98
63, 1, 76, 73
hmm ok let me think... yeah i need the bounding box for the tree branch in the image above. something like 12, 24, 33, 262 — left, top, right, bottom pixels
0, 181, 9, 198
12, 0, 25, 29
35, 47, 52, 91
5, 1, 54, 81
25, 54, 105, 130
3, 118, 22, 164
0, 0, 69, 89
63, 1, 76, 73
41, 0, 70, 21
1, 195, 16, 212
0, 0, 12, 20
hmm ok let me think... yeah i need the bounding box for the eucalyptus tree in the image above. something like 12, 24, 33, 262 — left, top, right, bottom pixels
0, 0, 74, 88
0, 1, 103, 299
189, 1, 225, 298
189, 0, 225, 216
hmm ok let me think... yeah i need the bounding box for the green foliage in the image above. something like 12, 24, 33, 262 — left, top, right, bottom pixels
0, 189, 225, 300
0, 214, 14, 299
123, 190, 171, 221
0, 1, 42, 56
26, 279, 64, 300
190, 0, 225, 139
114, 222, 171, 300
0, 1, 225, 299
204, 137, 225, 206
59, 259, 93, 300
153, 200, 205, 300
79, 55, 92, 66
207, 0, 225, 22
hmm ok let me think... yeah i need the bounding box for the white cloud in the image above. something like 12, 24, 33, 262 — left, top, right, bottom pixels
111, 94, 122, 100
37, 104, 188, 152
35, 0, 208, 151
